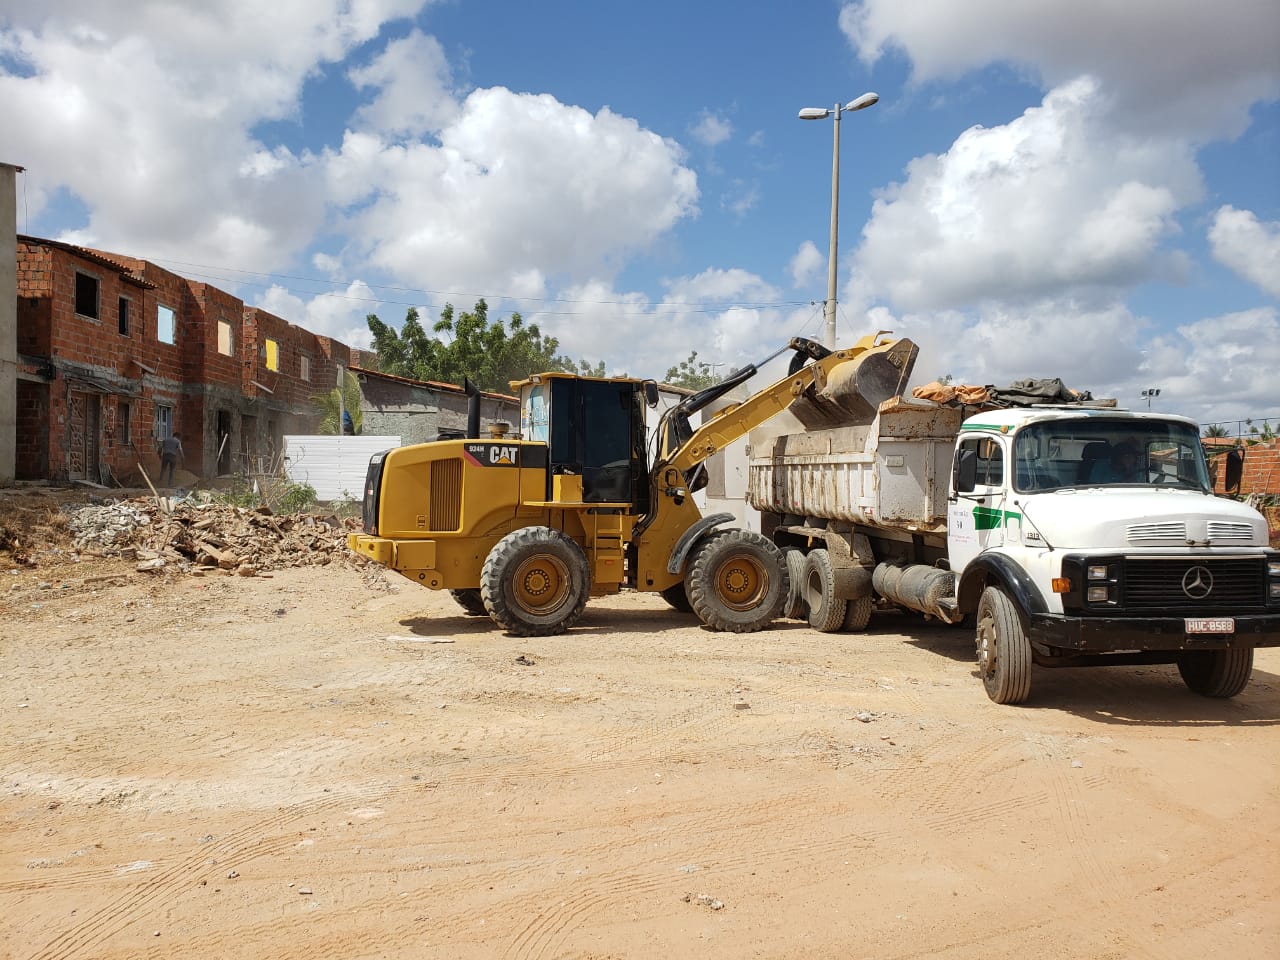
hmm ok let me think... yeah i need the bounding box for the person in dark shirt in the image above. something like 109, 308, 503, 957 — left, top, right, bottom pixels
159, 432, 184, 486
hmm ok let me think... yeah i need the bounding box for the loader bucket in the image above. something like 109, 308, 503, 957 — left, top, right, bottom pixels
789, 338, 920, 430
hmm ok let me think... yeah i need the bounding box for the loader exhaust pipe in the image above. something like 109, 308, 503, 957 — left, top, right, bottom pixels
465, 377, 481, 439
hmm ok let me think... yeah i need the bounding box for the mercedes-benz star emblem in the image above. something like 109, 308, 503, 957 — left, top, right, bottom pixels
1181, 566, 1214, 600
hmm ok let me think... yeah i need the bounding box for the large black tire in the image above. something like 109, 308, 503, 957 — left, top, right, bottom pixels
480, 527, 590, 637
449, 588, 487, 616
783, 549, 808, 620
687, 529, 786, 633
974, 586, 1032, 704
843, 595, 873, 632
661, 582, 694, 613
802, 549, 848, 633
1177, 647, 1254, 698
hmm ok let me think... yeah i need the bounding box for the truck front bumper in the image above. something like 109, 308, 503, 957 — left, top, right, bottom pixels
1029, 612, 1280, 652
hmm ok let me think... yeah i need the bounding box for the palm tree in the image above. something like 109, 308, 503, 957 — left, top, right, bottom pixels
1202, 424, 1229, 438
311, 370, 364, 435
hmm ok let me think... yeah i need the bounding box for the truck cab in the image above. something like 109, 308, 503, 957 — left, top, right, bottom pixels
949, 408, 1280, 701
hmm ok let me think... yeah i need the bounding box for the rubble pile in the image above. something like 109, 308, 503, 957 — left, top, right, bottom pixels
62, 497, 369, 575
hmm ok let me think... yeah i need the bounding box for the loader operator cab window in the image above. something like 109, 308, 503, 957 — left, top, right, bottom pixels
542, 378, 650, 509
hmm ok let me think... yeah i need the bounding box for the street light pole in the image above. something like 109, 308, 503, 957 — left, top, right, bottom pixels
1140, 387, 1162, 410
800, 92, 878, 348
824, 103, 842, 351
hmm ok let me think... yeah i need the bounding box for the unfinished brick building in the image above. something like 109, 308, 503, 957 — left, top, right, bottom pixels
15, 236, 351, 485
12, 236, 521, 488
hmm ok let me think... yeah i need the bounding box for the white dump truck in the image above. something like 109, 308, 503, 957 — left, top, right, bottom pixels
747, 338, 1280, 704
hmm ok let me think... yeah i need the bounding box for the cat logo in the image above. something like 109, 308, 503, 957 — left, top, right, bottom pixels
463, 442, 521, 468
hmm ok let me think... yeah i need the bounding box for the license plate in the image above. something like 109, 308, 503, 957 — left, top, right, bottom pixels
1185, 618, 1234, 635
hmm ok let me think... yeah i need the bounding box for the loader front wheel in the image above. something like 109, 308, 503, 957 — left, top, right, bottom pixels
687, 529, 786, 633
481, 527, 590, 637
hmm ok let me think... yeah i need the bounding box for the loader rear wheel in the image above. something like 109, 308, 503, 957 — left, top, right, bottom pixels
975, 586, 1032, 704
661, 582, 694, 613
1177, 647, 1253, 698
449, 588, 487, 617
687, 529, 786, 633
782, 549, 808, 620
481, 527, 590, 637
802, 549, 848, 633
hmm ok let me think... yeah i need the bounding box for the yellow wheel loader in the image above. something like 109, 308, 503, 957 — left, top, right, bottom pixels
348, 333, 917, 636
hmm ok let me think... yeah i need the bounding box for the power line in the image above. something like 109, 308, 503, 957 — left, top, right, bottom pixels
146, 255, 813, 317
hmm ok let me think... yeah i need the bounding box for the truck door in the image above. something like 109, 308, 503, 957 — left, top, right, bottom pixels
948, 435, 1007, 574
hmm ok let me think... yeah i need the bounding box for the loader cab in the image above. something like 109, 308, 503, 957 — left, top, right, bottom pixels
518, 374, 654, 510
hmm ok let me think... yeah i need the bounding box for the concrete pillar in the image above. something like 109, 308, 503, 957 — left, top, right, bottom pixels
0, 163, 23, 485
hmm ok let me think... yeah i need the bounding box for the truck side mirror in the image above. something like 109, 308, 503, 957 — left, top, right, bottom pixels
954, 448, 977, 494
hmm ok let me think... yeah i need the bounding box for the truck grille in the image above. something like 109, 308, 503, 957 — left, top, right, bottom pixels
430, 458, 462, 531
1122, 557, 1265, 611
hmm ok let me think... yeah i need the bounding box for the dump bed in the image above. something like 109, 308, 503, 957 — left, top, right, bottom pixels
747, 397, 962, 534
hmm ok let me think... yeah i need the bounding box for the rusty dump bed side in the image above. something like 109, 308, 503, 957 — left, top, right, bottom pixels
747, 397, 962, 533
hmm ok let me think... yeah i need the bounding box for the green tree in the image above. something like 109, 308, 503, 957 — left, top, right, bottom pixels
664, 351, 720, 390
311, 369, 364, 435
366, 300, 600, 393
1202, 424, 1229, 438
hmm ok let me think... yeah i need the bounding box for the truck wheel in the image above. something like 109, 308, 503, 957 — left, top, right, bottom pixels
802, 549, 848, 633
1177, 647, 1254, 698
661, 582, 694, 613
449, 588, 487, 616
783, 549, 808, 620
687, 529, 786, 633
480, 527, 590, 637
975, 586, 1032, 704
843, 595, 873, 632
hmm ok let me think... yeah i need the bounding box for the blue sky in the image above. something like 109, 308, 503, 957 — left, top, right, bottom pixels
2, 0, 1278, 428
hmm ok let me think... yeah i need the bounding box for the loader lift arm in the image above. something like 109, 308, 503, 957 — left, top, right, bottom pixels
656, 332, 906, 481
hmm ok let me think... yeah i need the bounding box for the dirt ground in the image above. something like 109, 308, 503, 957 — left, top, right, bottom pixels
1, 494, 1278, 960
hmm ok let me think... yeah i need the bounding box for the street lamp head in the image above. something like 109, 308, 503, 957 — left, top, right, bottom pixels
798, 107, 830, 120
844, 92, 879, 112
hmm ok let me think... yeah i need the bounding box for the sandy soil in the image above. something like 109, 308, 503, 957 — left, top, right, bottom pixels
2, 556, 1278, 960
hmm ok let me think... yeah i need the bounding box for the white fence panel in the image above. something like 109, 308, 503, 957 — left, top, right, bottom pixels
282, 435, 402, 501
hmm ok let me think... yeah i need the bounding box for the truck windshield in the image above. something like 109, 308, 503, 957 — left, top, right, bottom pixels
1011, 419, 1210, 492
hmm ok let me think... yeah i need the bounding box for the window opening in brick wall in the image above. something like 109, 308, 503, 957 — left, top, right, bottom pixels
154, 404, 173, 440
217, 319, 233, 356
119, 401, 132, 445
300, 354, 311, 381
118, 297, 130, 336
75, 272, 100, 320
157, 304, 176, 344
264, 338, 279, 371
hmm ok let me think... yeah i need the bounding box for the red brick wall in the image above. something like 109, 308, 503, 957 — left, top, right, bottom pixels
1210, 440, 1280, 496
14, 380, 48, 480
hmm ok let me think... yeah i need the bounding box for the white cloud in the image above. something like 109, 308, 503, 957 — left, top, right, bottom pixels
331, 87, 700, 293
839, 0, 1280, 138
0, 1, 431, 267
789, 240, 824, 288
690, 111, 732, 147
1143, 307, 1280, 423
853, 77, 1199, 311
1209, 206, 1280, 299
255, 281, 385, 349
349, 29, 459, 137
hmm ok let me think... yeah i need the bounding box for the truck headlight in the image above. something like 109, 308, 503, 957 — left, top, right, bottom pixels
1268, 559, 1280, 577
1271, 582, 1280, 601
1088, 564, 1109, 580
1087, 586, 1110, 603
